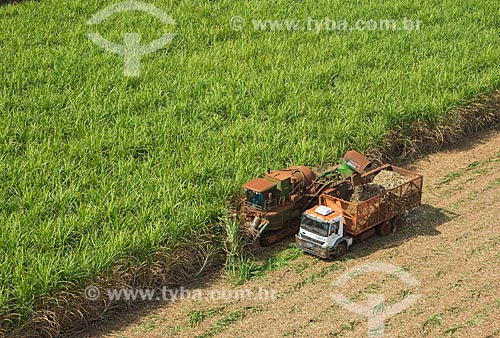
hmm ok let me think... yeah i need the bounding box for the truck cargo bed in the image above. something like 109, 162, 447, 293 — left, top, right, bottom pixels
321, 164, 423, 236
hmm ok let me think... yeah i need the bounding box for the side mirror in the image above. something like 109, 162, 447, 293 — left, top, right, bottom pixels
329, 224, 337, 236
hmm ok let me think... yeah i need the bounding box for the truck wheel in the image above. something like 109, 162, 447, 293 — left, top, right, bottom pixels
376, 221, 391, 237
333, 242, 347, 259
391, 216, 403, 231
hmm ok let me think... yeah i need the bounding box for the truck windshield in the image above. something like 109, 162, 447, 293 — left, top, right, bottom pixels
301, 214, 329, 237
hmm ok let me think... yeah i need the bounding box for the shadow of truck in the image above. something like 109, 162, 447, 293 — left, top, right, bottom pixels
341, 203, 457, 259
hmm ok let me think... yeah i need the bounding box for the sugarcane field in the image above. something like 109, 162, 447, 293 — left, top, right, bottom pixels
1, 0, 499, 337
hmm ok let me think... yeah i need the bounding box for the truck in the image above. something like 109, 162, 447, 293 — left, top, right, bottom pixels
295, 164, 423, 259
240, 151, 371, 247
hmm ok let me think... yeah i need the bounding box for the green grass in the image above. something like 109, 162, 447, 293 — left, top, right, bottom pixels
196, 306, 262, 338
189, 307, 225, 328
443, 324, 463, 335
438, 171, 463, 185
292, 263, 340, 291
227, 243, 302, 286
1, 0, 500, 333
423, 313, 442, 329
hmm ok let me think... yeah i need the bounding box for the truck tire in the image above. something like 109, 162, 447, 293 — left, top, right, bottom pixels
333, 242, 347, 259
391, 216, 403, 231
376, 221, 391, 237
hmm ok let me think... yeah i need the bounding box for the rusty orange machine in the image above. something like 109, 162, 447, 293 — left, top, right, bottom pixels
240, 151, 371, 247
295, 164, 423, 259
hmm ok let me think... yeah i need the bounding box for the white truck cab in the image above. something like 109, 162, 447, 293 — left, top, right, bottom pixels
295, 205, 353, 259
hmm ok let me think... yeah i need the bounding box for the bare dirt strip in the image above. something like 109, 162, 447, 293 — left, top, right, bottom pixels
89, 127, 500, 338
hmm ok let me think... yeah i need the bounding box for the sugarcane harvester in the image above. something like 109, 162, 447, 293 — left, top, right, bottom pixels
240, 151, 371, 247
